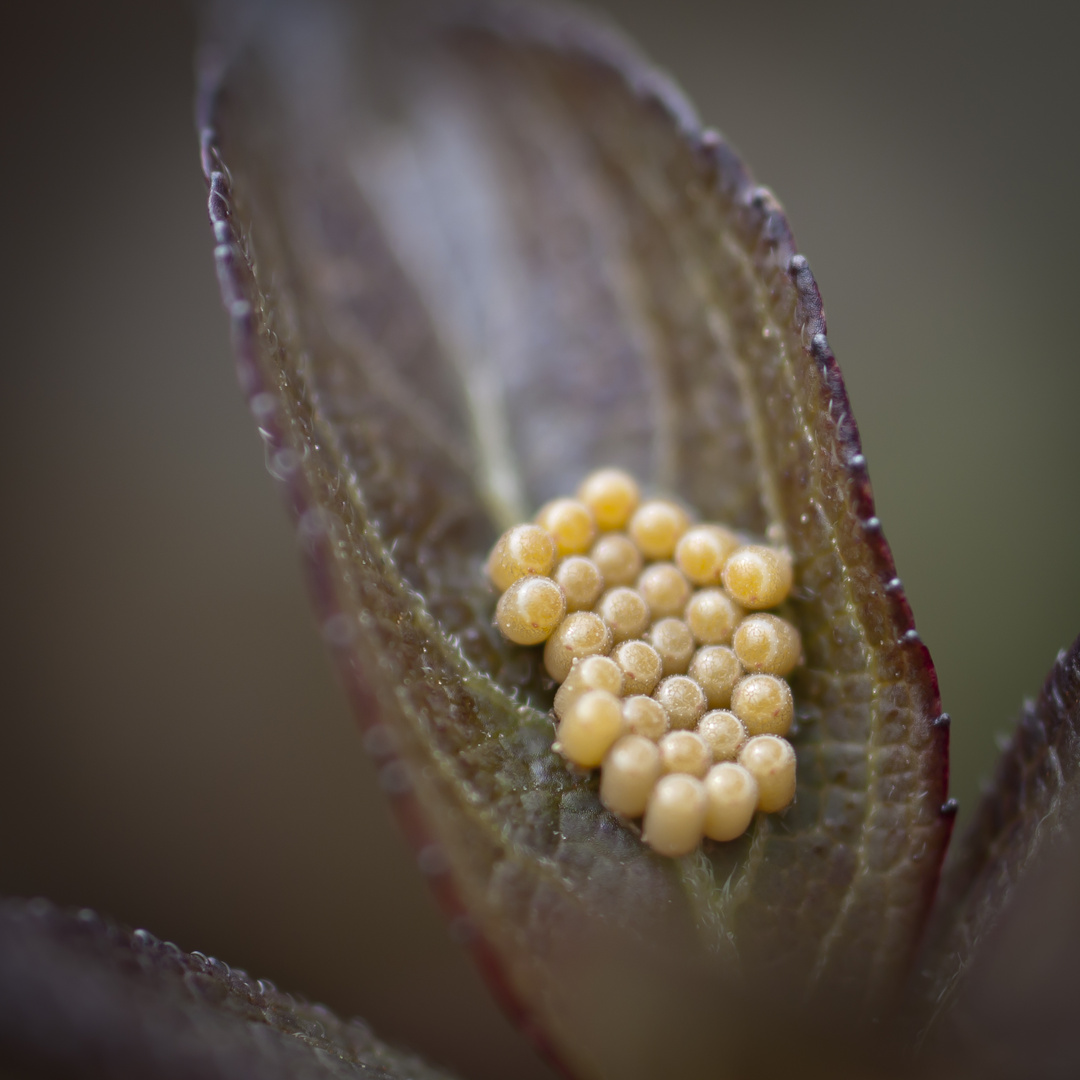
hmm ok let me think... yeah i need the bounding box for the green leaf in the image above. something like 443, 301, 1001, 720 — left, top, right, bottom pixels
200, 2, 951, 1075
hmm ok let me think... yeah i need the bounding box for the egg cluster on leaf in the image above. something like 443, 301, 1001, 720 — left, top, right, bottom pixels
488, 468, 801, 855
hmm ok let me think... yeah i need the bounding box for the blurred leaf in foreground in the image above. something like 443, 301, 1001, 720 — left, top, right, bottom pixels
0, 898, 455, 1080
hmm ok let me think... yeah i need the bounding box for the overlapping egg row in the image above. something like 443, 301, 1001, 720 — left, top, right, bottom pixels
487, 469, 801, 857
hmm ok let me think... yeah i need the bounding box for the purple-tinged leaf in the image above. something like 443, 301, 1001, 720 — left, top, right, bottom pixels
199, 2, 951, 1075
919, 633, 1080, 1059
0, 898, 457, 1080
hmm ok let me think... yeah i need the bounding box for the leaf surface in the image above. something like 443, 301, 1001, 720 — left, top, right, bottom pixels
199, 2, 952, 1076
919, 633, 1080, 1056
0, 898, 456, 1080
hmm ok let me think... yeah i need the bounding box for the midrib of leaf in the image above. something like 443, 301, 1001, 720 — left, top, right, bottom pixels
349, 92, 528, 531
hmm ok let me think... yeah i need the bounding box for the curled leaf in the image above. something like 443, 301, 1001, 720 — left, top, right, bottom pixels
200, 1, 951, 1076
0, 898, 455, 1080
920, 634, 1080, 1063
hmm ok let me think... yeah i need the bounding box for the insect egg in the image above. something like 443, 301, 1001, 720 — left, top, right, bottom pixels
703, 762, 759, 841
721, 544, 794, 610
636, 562, 692, 620
554, 555, 604, 612
494, 576, 567, 646
738, 735, 797, 813
684, 588, 743, 646
648, 617, 696, 676
543, 611, 614, 683
653, 674, 707, 731
486, 522, 558, 591
577, 468, 640, 531
600, 734, 662, 817
555, 689, 626, 768
687, 645, 742, 709
696, 710, 748, 762
642, 774, 707, 857
535, 498, 597, 556
627, 499, 691, 560
611, 639, 664, 697
553, 655, 625, 720
589, 533, 643, 587
596, 586, 651, 644
658, 730, 712, 779
674, 524, 740, 586
621, 695, 670, 740
733, 613, 801, 676
730, 674, 794, 737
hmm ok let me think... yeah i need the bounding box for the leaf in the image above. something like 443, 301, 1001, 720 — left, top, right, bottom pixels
199, 1, 952, 1076
0, 898, 457, 1080
918, 633, 1080, 1059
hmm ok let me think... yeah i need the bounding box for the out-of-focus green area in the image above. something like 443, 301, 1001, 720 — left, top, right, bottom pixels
0, 3, 1077, 1079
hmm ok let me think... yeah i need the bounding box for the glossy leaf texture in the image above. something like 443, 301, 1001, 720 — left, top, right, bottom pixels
199, 2, 951, 1077
0, 898, 455, 1080
917, 634, 1080, 1075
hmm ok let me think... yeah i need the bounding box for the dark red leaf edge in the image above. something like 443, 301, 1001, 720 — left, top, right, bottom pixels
917, 632, 1080, 1041
0, 897, 456, 1080
197, 0, 953, 1065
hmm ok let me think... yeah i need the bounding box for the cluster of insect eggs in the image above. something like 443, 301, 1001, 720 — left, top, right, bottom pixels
488, 468, 801, 857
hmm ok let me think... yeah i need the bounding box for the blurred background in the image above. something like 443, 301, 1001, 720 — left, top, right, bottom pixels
2, 2, 1078, 1078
